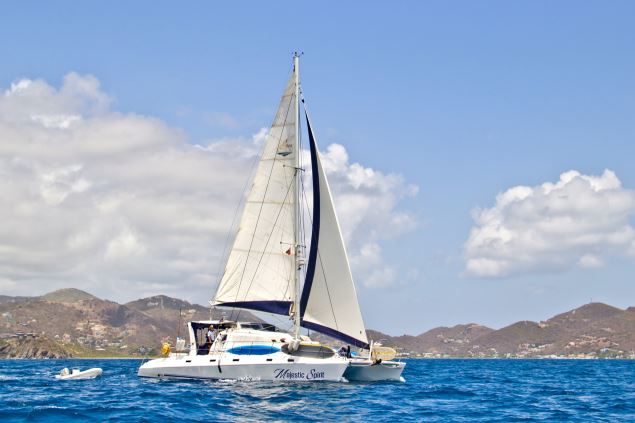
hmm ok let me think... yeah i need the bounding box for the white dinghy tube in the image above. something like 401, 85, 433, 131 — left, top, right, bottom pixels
56, 367, 103, 380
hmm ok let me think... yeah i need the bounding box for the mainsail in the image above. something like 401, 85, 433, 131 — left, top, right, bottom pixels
300, 113, 369, 349
212, 71, 298, 316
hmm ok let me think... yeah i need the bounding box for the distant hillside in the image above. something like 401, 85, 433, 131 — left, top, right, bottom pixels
0, 290, 171, 356
125, 295, 204, 313
369, 304, 635, 359
125, 295, 261, 339
41, 288, 99, 303
468, 320, 557, 355
1, 289, 634, 358
402, 303, 635, 358
0, 296, 30, 307
417, 323, 494, 354
367, 323, 494, 356
0, 289, 263, 357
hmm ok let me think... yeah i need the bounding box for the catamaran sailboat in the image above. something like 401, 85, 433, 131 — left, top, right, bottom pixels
138, 54, 404, 382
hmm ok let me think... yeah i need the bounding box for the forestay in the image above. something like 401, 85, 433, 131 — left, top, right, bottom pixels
212, 72, 297, 316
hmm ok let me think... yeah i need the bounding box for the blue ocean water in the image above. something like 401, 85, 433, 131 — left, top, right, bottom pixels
1, 359, 634, 422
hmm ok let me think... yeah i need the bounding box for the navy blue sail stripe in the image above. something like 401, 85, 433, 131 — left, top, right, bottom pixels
215, 300, 292, 316
299, 112, 320, 318
301, 320, 369, 349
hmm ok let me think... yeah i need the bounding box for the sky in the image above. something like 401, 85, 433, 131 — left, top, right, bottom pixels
1, 2, 635, 335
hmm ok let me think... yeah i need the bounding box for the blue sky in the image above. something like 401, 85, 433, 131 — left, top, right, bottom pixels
1, 2, 635, 334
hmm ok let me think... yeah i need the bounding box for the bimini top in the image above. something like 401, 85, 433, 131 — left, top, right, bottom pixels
189, 320, 236, 331
188, 320, 279, 332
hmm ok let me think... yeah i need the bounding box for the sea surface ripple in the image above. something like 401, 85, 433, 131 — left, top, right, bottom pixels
1, 359, 634, 421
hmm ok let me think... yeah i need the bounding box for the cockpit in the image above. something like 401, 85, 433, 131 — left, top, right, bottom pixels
190, 321, 236, 355
188, 321, 282, 355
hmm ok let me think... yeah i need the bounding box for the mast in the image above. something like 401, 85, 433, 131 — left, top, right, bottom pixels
293, 52, 301, 339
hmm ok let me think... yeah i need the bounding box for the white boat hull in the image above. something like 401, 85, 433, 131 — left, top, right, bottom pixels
138, 353, 349, 382
56, 368, 103, 380
343, 359, 405, 382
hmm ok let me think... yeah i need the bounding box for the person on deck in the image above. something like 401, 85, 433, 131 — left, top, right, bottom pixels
338, 346, 351, 357
207, 325, 217, 347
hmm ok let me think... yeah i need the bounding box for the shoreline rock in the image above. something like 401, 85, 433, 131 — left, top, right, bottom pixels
0, 336, 73, 359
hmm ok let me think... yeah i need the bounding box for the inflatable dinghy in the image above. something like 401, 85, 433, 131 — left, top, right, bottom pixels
56, 367, 103, 380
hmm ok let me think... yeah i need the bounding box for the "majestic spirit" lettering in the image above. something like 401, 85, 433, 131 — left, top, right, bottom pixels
273, 368, 325, 380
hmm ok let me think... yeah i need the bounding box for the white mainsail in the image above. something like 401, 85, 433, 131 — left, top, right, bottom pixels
212, 72, 298, 316
300, 115, 369, 348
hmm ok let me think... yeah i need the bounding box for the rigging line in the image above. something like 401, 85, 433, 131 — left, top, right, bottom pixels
227, 89, 295, 321
300, 176, 310, 271
278, 91, 300, 303
279, 209, 295, 302
301, 175, 340, 331
267, 309, 294, 329
315, 250, 340, 332
214, 78, 293, 304
235, 167, 296, 323
233, 174, 296, 320
298, 118, 308, 264
212, 127, 265, 303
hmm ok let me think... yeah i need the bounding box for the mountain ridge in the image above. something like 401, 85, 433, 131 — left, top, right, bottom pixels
368, 302, 635, 358
1, 289, 634, 359
41, 288, 99, 303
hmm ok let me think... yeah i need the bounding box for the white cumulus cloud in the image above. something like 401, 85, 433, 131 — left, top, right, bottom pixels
0, 73, 418, 302
302, 143, 418, 287
464, 169, 635, 278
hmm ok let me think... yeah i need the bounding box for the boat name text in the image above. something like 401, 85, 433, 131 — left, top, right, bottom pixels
273, 368, 325, 380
